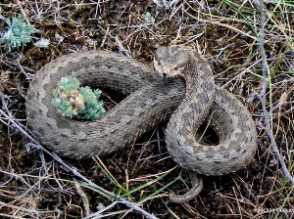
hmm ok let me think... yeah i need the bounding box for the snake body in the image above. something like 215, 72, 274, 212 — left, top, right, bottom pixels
26, 47, 257, 202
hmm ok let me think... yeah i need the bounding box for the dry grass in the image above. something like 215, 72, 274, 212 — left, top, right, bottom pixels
0, 0, 294, 218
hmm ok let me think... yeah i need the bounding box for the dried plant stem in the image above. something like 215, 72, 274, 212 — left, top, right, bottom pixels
0, 102, 158, 219
255, 0, 294, 184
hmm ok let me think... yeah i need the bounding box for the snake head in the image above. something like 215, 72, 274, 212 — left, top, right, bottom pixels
154, 46, 189, 86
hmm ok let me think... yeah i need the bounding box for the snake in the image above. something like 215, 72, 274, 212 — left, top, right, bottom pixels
26, 46, 258, 202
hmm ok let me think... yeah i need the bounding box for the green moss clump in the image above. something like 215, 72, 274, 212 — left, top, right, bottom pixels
52, 77, 106, 121
0, 16, 36, 51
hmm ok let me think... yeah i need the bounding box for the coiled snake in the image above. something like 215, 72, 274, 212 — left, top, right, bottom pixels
26, 46, 257, 202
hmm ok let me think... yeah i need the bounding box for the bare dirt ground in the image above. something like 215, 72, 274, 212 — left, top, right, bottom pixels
0, 0, 294, 218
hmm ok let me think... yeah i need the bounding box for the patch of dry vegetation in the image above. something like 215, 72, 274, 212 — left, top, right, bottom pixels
0, 0, 294, 218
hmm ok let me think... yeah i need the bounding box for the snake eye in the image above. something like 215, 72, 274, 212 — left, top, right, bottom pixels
154, 58, 162, 66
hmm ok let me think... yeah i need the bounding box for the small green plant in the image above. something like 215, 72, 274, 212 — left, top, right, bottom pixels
52, 77, 106, 121
34, 38, 50, 48
0, 16, 36, 51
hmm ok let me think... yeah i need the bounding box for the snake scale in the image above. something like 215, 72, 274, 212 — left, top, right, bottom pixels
26, 46, 257, 202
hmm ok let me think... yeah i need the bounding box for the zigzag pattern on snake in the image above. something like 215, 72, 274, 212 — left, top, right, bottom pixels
26, 46, 257, 202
